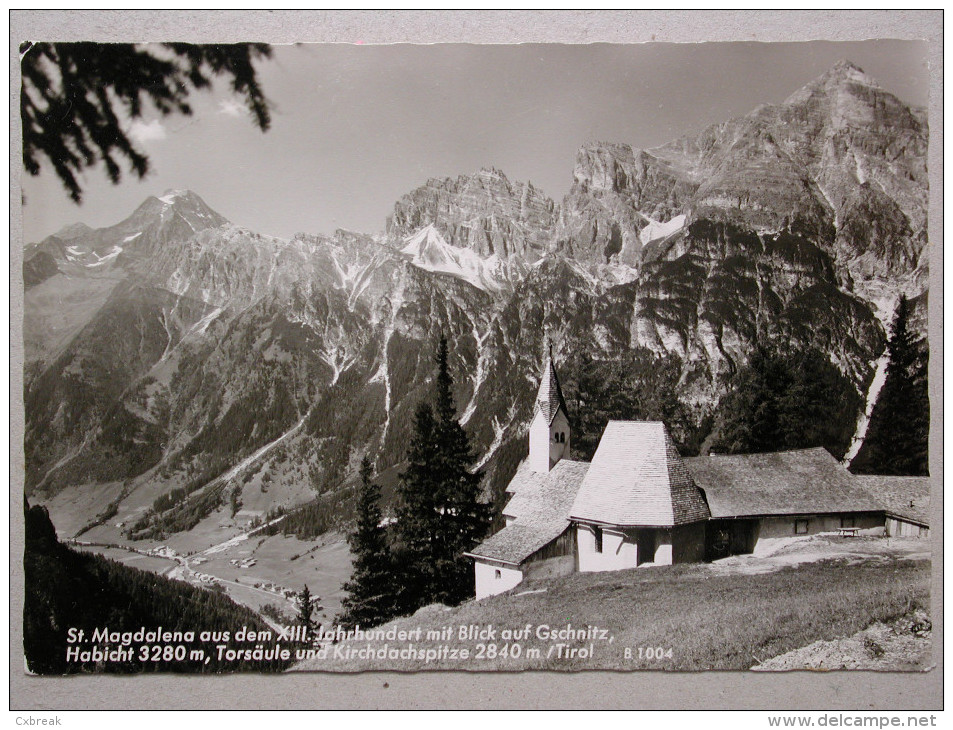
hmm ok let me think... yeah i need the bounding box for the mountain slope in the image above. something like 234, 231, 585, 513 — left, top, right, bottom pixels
23, 62, 928, 547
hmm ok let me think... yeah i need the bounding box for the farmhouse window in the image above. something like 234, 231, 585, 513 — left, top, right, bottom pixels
840, 516, 855, 529
494, 569, 501, 579
794, 519, 809, 535
593, 526, 603, 553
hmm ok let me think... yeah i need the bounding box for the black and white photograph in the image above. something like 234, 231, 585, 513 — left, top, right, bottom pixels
11, 9, 941, 712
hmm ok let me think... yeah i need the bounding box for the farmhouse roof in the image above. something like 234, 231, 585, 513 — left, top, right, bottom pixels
535, 349, 568, 425
569, 421, 710, 527
854, 475, 931, 526
467, 459, 588, 565
684, 447, 882, 518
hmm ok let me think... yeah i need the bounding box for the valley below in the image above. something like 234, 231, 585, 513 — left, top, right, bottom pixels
63, 500, 354, 625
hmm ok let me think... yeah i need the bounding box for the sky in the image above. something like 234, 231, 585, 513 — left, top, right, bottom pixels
20, 39, 929, 243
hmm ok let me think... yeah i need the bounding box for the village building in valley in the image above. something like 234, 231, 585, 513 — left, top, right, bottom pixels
466, 353, 930, 600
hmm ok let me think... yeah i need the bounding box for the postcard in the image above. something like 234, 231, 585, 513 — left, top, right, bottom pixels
11, 10, 942, 712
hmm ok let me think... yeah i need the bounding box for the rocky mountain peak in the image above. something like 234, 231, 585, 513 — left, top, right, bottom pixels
131, 189, 227, 224
51, 222, 93, 241
387, 169, 557, 261
781, 60, 893, 115
818, 60, 879, 88
23, 59, 930, 556
557, 61, 926, 283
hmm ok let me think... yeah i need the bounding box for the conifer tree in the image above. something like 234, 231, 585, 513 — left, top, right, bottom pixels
851, 296, 930, 475
295, 584, 316, 644
338, 457, 395, 629
713, 341, 862, 458
714, 344, 790, 454
394, 337, 490, 610
21, 42, 272, 203
431, 337, 491, 605
393, 401, 442, 609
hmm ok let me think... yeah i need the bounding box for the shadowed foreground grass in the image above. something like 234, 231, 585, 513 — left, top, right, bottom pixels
294, 557, 929, 672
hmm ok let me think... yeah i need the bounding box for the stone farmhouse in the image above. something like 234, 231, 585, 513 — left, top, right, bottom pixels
466, 354, 930, 600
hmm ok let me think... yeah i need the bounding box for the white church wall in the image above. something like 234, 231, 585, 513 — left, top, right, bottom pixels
576, 524, 638, 572
474, 560, 523, 600
529, 411, 552, 473
529, 408, 570, 473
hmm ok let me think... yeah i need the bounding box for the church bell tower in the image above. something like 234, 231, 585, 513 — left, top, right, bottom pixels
529, 345, 571, 473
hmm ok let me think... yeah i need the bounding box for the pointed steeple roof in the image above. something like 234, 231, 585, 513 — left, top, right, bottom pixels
570, 421, 710, 527
535, 347, 568, 425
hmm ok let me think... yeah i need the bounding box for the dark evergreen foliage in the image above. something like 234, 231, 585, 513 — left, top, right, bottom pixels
561, 348, 702, 459
257, 491, 348, 540
23, 501, 288, 674
295, 585, 317, 644
712, 342, 863, 458
337, 457, 398, 629
394, 337, 491, 610
851, 296, 930, 475
21, 42, 272, 202
393, 400, 442, 609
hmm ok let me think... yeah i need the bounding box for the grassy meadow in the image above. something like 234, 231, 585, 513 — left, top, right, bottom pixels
295, 555, 929, 672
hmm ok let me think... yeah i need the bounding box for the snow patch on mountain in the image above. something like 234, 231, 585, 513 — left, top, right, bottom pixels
123, 232, 143, 242
639, 213, 686, 245
87, 246, 123, 267
400, 224, 505, 293
158, 190, 188, 205
844, 347, 891, 465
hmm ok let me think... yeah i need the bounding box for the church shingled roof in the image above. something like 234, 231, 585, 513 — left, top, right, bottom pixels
569, 421, 711, 527
684, 448, 883, 518
853, 474, 931, 527
467, 459, 589, 565
535, 351, 568, 425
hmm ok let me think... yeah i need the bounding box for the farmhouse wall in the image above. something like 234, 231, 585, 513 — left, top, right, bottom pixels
672, 522, 707, 563
576, 524, 706, 570
530, 526, 577, 562
886, 517, 928, 538
753, 513, 885, 554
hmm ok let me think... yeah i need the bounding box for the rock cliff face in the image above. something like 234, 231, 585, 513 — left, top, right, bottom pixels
388, 168, 558, 261
558, 61, 927, 299
22, 62, 929, 541
556, 143, 695, 265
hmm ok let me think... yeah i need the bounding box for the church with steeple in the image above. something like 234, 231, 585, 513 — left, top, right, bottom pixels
528, 346, 571, 474
465, 348, 907, 600
465, 347, 591, 599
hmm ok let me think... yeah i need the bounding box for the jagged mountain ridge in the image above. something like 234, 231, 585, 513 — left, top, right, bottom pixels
557, 62, 927, 295
23, 62, 928, 543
